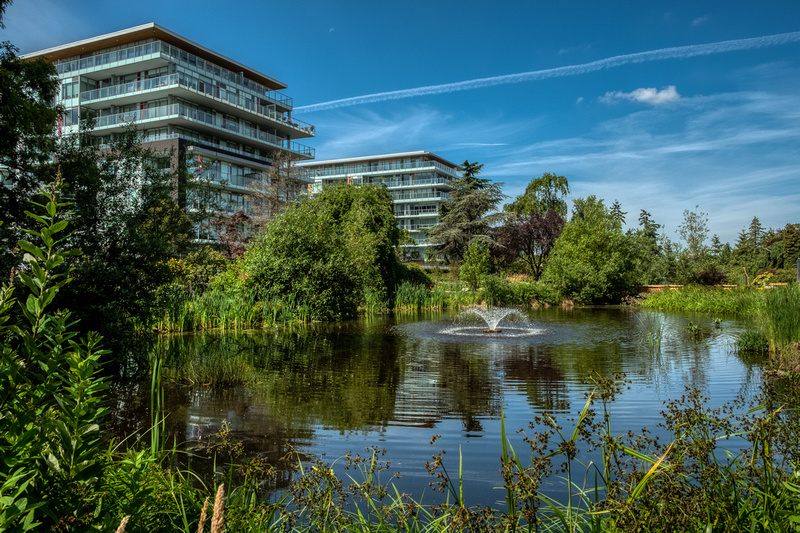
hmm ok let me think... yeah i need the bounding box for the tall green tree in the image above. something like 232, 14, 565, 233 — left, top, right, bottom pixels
544, 196, 642, 302
460, 239, 491, 290
426, 160, 504, 263
783, 223, 800, 269
505, 172, 569, 217
677, 206, 709, 259
0, 42, 60, 273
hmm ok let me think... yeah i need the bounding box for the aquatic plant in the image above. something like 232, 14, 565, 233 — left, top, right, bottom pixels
764, 283, 800, 359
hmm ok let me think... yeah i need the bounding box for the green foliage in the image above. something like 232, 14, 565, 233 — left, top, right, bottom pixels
783, 223, 800, 268
0, 181, 109, 531
677, 205, 709, 259
737, 330, 768, 354
238, 182, 404, 320
544, 196, 642, 303
764, 283, 800, 358
460, 239, 490, 290
505, 172, 570, 217
641, 285, 765, 315
426, 160, 504, 264
0, 42, 60, 274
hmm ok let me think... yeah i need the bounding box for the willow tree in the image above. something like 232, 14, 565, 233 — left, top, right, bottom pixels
505, 172, 569, 217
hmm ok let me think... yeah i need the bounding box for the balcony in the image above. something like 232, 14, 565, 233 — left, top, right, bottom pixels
59, 40, 296, 110
80, 73, 314, 138
381, 177, 449, 188
301, 159, 461, 180
88, 103, 314, 159
390, 191, 449, 203
56, 41, 164, 76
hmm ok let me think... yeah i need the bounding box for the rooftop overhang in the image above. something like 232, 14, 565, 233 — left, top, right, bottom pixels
21, 22, 288, 91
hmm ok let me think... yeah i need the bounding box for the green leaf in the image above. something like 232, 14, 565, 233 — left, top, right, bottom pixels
17, 272, 40, 293
44, 256, 65, 271
22, 210, 49, 226
18, 239, 46, 261
45, 201, 56, 217
24, 295, 40, 317
49, 219, 68, 234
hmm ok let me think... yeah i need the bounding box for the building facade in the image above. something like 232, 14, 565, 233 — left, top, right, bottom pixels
22, 23, 316, 236
297, 152, 461, 261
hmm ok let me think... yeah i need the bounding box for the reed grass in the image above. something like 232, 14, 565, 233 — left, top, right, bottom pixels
764, 283, 800, 359
640, 285, 766, 315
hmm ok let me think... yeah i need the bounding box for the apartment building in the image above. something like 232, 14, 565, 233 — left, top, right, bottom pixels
297, 152, 461, 261
22, 23, 315, 235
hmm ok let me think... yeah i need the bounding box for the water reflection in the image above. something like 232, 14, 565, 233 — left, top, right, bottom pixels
105, 308, 762, 503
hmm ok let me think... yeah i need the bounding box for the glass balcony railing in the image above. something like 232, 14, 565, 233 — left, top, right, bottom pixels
380, 177, 449, 188
300, 159, 461, 180
80, 73, 315, 136
89, 103, 314, 158
395, 209, 439, 217
56, 42, 162, 75
390, 191, 449, 201
58, 40, 295, 109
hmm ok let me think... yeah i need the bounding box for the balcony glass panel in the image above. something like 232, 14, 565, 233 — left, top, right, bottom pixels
80, 72, 314, 136
88, 103, 314, 158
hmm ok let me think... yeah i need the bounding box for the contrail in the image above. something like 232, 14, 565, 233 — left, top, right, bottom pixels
295, 31, 800, 113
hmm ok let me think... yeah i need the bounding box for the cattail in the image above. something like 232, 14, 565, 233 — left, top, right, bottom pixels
197, 497, 209, 533
211, 484, 225, 533
115, 516, 130, 533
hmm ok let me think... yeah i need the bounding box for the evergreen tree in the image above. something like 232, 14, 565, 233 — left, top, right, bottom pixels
426, 160, 504, 263
610, 200, 626, 227
783, 223, 800, 268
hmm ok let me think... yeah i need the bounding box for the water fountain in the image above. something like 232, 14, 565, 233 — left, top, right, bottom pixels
461, 307, 523, 333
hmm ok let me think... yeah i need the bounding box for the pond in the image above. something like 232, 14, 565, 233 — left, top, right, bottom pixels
106, 307, 762, 507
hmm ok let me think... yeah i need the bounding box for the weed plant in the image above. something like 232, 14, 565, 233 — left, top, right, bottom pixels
637, 313, 665, 353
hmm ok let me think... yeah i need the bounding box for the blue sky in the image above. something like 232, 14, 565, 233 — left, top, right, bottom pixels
3, 0, 799, 245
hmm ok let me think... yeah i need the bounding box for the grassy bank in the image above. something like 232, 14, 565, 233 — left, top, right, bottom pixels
149, 275, 560, 332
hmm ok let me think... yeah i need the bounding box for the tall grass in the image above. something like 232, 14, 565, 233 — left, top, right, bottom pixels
641, 285, 766, 315
152, 285, 314, 332
764, 283, 800, 360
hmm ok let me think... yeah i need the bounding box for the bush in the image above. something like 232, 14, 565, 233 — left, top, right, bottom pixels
400, 262, 433, 288
238, 183, 403, 320
482, 274, 514, 306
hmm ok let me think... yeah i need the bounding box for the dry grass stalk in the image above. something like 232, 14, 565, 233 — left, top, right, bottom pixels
211, 484, 225, 533
197, 497, 209, 533
115, 516, 130, 533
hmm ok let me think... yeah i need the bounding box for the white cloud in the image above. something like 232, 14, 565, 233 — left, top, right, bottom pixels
296, 31, 800, 113
692, 16, 710, 27
480, 87, 800, 243
600, 86, 681, 105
